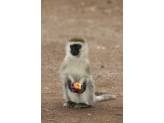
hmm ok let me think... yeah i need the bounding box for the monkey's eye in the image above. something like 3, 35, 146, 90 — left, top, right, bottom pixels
70, 45, 74, 48
76, 45, 81, 49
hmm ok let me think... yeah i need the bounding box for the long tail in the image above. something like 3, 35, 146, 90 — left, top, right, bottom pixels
95, 92, 116, 102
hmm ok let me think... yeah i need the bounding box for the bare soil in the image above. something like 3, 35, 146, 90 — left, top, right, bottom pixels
41, 0, 123, 122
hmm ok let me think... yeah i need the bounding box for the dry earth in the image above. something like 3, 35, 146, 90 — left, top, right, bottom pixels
41, 0, 123, 123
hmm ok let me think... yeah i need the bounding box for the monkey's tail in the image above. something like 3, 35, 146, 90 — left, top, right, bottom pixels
95, 92, 116, 102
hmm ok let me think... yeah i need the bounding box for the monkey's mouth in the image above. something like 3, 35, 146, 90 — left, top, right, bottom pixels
71, 51, 79, 56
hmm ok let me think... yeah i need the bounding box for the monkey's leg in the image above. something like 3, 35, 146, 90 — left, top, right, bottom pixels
74, 78, 95, 108
63, 79, 77, 107
63, 82, 71, 103
74, 103, 91, 108
63, 101, 76, 108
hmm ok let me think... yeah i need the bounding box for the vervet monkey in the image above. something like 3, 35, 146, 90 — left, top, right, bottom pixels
60, 36, 116, 108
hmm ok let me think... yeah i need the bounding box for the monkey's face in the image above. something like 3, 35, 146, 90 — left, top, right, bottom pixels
70, 44, 81, 56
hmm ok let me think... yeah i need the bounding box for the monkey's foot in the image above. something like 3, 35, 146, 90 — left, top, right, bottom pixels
63, 101, 76, 108
74, 103, 91, 108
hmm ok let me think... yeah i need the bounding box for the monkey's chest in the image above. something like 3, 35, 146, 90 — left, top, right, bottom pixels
65, 61, 87, 78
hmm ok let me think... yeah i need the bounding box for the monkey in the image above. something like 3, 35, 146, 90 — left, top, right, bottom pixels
60, 35, 116, 108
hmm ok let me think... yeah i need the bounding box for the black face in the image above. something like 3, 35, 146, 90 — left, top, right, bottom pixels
70, 44, 81, 56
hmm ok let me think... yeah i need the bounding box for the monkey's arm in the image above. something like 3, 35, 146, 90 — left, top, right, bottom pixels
77, 77, 89, 94
60, 72, 76, 93
60, 61, 76, 93
78, 63, 91, 84
79, 77, 86, 84
77, 64, 91, 94
67, 79, 77, 93
68, 75, 75, 84
68, 76, 87, 94
67, 75, 78, 93
77, 80, 87, 94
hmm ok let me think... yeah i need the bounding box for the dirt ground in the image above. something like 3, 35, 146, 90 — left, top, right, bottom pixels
41, 0, 123, 123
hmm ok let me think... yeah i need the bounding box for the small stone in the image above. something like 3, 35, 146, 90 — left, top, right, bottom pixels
96, 74, 101, 77
45, 109, 49, 111
101, 46, 106, 50
100, 64, 104, 68
115, 73, 118, 76
98, 62, 101, 64
96, 46, 101, 49
87, 113, 91, 115
87, 20, 93, 23
49, 68, 53, 71
45, 87, 49, 89
103, 75, 106, 77
90, 7, 96, 11
53, 16, 57, 20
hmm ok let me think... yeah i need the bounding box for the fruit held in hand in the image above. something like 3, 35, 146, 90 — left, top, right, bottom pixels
73, 82, 81, 92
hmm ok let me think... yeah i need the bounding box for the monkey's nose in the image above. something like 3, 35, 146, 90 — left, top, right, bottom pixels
71, 51, 79, 56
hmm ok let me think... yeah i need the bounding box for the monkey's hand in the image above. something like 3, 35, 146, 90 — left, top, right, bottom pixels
68, 80, 77, 93
77, 81, 87, 94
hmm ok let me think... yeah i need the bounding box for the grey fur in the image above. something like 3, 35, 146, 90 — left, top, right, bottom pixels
60, 38, 116, 108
